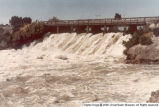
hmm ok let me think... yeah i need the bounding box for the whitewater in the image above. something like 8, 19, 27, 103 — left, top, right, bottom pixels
0, 33, 159, 107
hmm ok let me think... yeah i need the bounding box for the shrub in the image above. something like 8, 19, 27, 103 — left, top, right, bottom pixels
123, 29, 153, 49
154, 28, 159, 36
9, 16, 23, 29
0, 27, 12, 49
11, 21, 46, 47
139, 35, 152, 45
9, 16, 32, 32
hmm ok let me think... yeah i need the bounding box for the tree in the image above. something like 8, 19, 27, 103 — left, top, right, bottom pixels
114, 13, 122, 20
11, 21, 46, 46
9, 16, 23, 28
9, 16, 32, 31
23, 17, 32, 24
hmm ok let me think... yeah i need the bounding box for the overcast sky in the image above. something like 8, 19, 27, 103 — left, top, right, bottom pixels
0, 0, 159, 24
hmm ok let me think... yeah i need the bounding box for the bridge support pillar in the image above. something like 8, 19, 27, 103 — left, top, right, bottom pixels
86, 26, 91, 33
104, 26, 108, 33
77, 26, 86, 33
45, 25, 57, 33
59, 26, 70, 33
108, 26, 119, 33
123, 27, 127, 32
128, 25, 137, 34
56, 26, 59, 33
70, 26, 74, 33
91, 26, 102, 34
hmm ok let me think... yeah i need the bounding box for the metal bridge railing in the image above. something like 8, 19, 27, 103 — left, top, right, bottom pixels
45, 16, 159, 26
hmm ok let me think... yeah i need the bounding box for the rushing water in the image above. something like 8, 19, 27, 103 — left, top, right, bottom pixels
0, 33, 159, 107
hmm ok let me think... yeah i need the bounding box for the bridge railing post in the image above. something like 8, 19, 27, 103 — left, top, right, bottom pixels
55, 20, 59, 33
78, 20, 79, 26
104, 19, 106, 33
57, 26, 59, 33
87, 19, 90, 33
144, 17, 146, 23
111, 19, 112, 25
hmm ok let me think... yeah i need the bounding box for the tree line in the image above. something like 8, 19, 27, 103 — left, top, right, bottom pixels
9, 16, 32, 31
9, 13, 122, 30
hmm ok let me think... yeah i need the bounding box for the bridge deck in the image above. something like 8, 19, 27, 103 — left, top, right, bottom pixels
44, 16, 159, 26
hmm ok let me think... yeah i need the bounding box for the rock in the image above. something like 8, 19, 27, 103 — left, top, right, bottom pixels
126, 36, 159, 64
37, 54, 45, 59
147, 90, 159, 102
37, 56, 43, 59
56, 55, 68, 60
149, 23, 156, 30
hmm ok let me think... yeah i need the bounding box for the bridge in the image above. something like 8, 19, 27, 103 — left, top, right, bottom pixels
44, 16, 159, 33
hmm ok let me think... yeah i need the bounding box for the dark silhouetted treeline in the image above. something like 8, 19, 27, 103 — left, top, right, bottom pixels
9, 16, 32, 31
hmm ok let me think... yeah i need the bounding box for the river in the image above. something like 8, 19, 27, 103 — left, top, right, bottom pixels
0, 33, 158, 107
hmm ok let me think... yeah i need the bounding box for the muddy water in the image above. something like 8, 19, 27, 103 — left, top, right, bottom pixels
0, 33, 159, 107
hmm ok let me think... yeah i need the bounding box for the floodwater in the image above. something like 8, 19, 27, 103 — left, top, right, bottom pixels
0, 33, 159, 107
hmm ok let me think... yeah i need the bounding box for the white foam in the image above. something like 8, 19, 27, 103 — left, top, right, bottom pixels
2, 33, 159, 106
